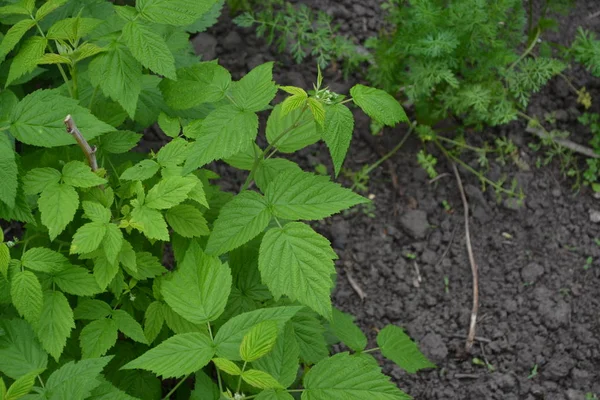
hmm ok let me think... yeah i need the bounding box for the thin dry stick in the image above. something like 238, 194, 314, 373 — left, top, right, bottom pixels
64, 114, 98, 171
525, 126, 599, 159
588, 9, 600, 19
344, 267, 367, 301
433, 225, 459, 271
451, 162, 479, 354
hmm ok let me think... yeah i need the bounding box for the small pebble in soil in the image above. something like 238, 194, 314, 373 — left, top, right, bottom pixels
420, 332, 448, 363
589, 209, 600, 223
521, 262, 545, 283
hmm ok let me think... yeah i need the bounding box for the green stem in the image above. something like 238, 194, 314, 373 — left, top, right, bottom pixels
436, 135, 490, 153
509, 27, 541, 71
70, 65, 79, 100
557, 73, 580, 95
362, 347, 380, 354
37, 375, 45, 388
88, 86, 99, 112
33, 20, 73, 98
236, 361, 248, 394
207, 323, 223, 393
363, 122, 415, 176
162, 374, 190, 400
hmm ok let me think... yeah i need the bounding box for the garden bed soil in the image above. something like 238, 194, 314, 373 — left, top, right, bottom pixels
190, 1, 600, 399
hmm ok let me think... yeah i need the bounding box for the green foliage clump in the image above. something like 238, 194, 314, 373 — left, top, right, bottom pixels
0, 0, 433, 399
570, 27, 600, 78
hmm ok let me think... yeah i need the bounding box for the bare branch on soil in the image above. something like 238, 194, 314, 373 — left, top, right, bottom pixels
526, 126, 600, 159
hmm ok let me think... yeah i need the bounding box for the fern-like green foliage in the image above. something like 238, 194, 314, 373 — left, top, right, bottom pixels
570, 27, 600, 77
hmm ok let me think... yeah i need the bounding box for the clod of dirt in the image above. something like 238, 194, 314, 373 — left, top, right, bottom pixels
521, 262, 545, 283
192, 32, 218, 60
566, 389, 587, 400
223, 31, 243, 50
539, 299, 571, 330
503, 198, 526, 211
419, 332, 448, 363
544, 353, 576, 380
399, 210, 430, 239
589, 209, 600, 223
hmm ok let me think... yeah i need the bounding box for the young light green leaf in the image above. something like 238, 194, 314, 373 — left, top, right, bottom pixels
253, 324, 299, 388
205, 191, 271, 256
144, 301, 165, 343
130, 205, 169, 241
6, 36, 47, 87
33, 290, 75, 361
266, 104, 319, 153
93, 254, 119, 291
0, 3, 30, 17
82, 201, 111, 223
214, 306, 302, 361
212, 358, 242, 376
256, 389, 295, 400
330, 308, 367, 352
307, 98, 325, 127
39, 183, 79, 240
120, 160, 160, 181
11, 270, 43, 323
184, 105, 258, 173
122, 20, 176, 80
161, 242, 231, 324
290, 308, 328, 364
23, 167, 61, 196
302, 352, 411, 400
377, 325, 436, 373
0, 19, 36, 62
5, 368, 44, 399
321, 104, 354, 177
259, 222, 336, 318
136, 0, 218, 26
89, 42, 142, 118
166, 204, 209, 238
158, 112, 180, 138
80, 318, 118, 358
0, 319, 47, 380
0, 244, 9, 277
242, 369, 284, 390
281, 93, 308, 116
160, 62, 231, 110
62, 161, 107, 188
156, 139, 189, 167
122, 332, 214, 378
99, 131, 142, 154
112, 309, 148, 344
53, 266, 100, 296
350, 84, 408, 126
47, 17, 103, 41
44, 356, 112, 400
74, 299, 112, 320
145, 176, 197, 209
240, 320, 279, 362
231, 62, 277, 112
265, 169, 367, 221
10, 90, 114, 147
21, 247, 69, 274
70, 222, 106, 255
35, 0, 68, 21
102, 224, 123, 265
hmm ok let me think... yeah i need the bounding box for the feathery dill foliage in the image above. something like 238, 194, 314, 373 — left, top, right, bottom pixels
233, 1, 369, 74
369, 0, 566, 128
570, 27, 600, 78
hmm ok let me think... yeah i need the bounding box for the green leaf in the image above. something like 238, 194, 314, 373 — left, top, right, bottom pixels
253, 324, 299, 387
145, 176, 197, 209
0, 244, 9, 277
99, 131, 142, 154
35, 0, 68, 21
21, 248, 69, 274
122, 20, 176, 80
74, 299, 112, 320
11, 270, 43, 323
103, 224, 123, 265
265, 169, 367, 220
143, 301, 165, 343
162, 303, 207, 334
39, 183, 79, 240
157, 112, 179, 138
6, 36, 46, 87
0, 19, 36, 62
212, 358, 241, 375
161, 242, 231, 324
62, 160, 107, 188
137, 0, 218, 26
290, 309, 328, 364
93, 255, 119, 290
112, 309, 148, 344
10, 90, 114, 147
214, 306, 302, 361
80, 318, 118, 358
329, 308, 367, 352
242, 369, 284, 390
280, 86, 308, 115
256, 389, 294, 400
47, 17, 102, 41
259, 223, 336, 318
53, 266, 101, 296
205, 191, 271, 256
240, 320, 279, 362
302, 352, 410, 400
89, 42, 142, 118
130, 205, 169, 241
231, 62, 277, 112
70, 221, 107, 255
88, 377, 142, 400
184, 105, 258, 173
266, 104, 319, 153
321, 104, 354, 177
23, 167, 61, 196
120, 160, 160, 181
350, 84, 407, 127
33, 290, 75, 361
122, 332, 214, 378
130, 252, 167, 280
377, 325, 435, 373
5, 368, 43, 400
166, 204, 209, 238
44, 356, 112, 399
0, 319, 47, 380
254, 158, 302, 193
160, 62, 231, 109
82, 201, 111, 223
307, 98, 325, 127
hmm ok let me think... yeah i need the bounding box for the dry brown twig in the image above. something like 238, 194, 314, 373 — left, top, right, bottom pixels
64, 114, 98, 171
525, 126, 599, 159
344, 267, 367, 301
451, 162, 479, 354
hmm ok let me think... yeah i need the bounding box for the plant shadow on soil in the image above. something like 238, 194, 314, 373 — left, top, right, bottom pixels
136, 1, 600, 399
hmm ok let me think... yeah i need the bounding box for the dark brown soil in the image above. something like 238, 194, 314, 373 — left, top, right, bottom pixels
199, 2, 600, 399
